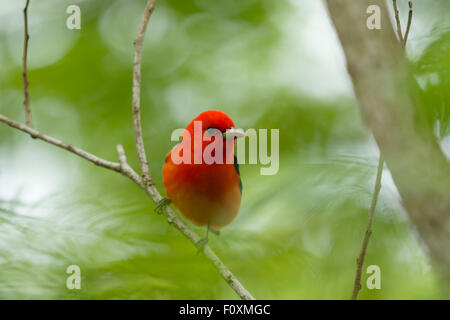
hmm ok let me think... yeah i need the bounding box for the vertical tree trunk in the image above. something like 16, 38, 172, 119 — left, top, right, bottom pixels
325, 0, 450, 293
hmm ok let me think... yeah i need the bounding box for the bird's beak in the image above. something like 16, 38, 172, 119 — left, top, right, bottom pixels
223, 128, 246, 139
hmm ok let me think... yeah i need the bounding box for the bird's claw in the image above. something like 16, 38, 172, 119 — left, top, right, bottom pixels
196, 237, 208, 254
155, 198, 171, 215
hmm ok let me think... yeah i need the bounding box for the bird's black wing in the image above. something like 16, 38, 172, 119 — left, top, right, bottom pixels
234, 155, 243, 194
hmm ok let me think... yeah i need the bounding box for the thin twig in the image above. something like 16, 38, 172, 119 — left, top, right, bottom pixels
128, 0, 255, 300
1, 0, 255, 301
351, 155, 384, 300
329, 0, 450, 297
132, 0, 155, 184
0, 112, 255, 300
392, 0, 404, 44
141, 179, 255, 300
351, 0, 414, 300
22, 0, 32, 128
0, 114, 121, 172
143, 180, 255, 299
116, 144, 144, 186
403, 1, 413, 48
119, 138, 255, 300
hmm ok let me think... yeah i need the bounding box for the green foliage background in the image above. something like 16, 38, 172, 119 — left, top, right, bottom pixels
0, 0, 449, 299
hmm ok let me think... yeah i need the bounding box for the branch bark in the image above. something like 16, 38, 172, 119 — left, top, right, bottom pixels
128, 0, 254, 300
132, 0, 154, 184
22, 0, 32, 128
351, 1, 414, 300
403, 1, 413, 47
392, 0, 404, 44
326, 0, 450, 294
0, 0, 255, 300
351, 155, 384, 299
0, 111, 255, 300
0, 114, 121, 172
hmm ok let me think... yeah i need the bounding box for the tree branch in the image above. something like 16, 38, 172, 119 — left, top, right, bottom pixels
143, 181, 256, 300
116, 144, 144, 187
22, 0, 32, 128
0, 0, 255, 300
392, 0, 404, 44
326, 0, 450, 295
0, 114, 121, 173
403, 1, 413, 47
132, 0, 155, 184
128, 0, 255, 300
351, 0, 414, 300
351, 155, 384, 299
0, 113, 255, 300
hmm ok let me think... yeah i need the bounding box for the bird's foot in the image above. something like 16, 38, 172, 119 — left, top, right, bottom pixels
196, 237, 208, 254
154, 198, 171, 215
211, 230, 220, 236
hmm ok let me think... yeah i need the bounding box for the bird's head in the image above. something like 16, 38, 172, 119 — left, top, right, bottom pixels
184, 110, 245, 141
177, 110, 245, 164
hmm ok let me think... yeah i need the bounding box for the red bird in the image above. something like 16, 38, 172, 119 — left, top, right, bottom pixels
160, 110, 245, 248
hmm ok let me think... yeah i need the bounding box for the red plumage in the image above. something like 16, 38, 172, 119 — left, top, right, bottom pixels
162, 110, 242, 231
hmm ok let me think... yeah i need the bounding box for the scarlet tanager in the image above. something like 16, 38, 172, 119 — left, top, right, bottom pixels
160, 110, 245, 248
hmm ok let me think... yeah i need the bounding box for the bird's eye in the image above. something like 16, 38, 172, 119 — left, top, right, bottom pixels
206, 127, 222, 136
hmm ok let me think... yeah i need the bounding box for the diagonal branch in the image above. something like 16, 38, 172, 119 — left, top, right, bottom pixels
22, 0, 32, 128
0, 114, 121, 172
128, 0, 255, 300
403, 1, 413, 47
0, 112, 255, 300
350, 0, 413, 300
392, 0, 404, 44
327, 0, 450, 296
141, 180, 255, 300
350, 0, 415, 300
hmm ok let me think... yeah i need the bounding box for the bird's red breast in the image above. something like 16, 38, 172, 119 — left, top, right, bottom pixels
162, 110, 242, 231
